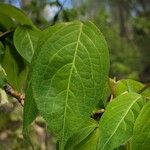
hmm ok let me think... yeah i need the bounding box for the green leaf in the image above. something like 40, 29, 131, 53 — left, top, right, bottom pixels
1, 45, 20, 89
0, 3, 33, 25
74, 127, 100, 150
23, 24, 67, 136
23, 24, 67, 144
65, 119, 98, 150
23, 79, 38, 148
32, 23, 68, 63
23, 80, 38, 130
0, 12, 15, 29
14, 25, 40, 63
113, 79, 150, 99
23, 24, 67, 126
1, 41, 27, 90
0, 41, 4, 56
31, 21, 109, 149
98, 92, 145, 150
131, 102, 150, 150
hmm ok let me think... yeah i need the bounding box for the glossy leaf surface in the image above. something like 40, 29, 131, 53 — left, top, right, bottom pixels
113, 79, 150, 99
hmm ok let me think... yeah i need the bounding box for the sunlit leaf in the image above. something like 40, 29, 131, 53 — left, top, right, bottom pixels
31, 21, 109, 149
131, 102, 150, 150
23, 24, 67, 143
98, 92, 145, 150
112, 79, 150, 99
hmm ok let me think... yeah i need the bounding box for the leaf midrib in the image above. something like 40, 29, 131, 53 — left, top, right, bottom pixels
101, 95, 141, 150
27, 32, 34, 55
60, 23, 83, 147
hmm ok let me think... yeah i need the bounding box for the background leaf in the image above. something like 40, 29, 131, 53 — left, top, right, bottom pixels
131, 102, 150, 150
14, 25, 40, 63
98, 92, 145, 150
31, 21, 109, 149
1, 45, 20, 89
0, 3, 33, 25
1, 43, 27, 90
0, 12, 15, 29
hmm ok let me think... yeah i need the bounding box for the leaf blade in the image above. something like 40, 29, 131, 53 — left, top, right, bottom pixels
32, 21, 109, 149
98, 92, 145, 150
0, 3, 32, 25
14, 25, 40, 62
131, 102, 150, 150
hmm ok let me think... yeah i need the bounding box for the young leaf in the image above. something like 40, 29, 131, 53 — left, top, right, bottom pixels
31, 21, 109, 148
14, 25, 40, 63
131, 102, 150, 150
112, 79, 150, 99
98, 92, 145, 150
0, 3, 33, 25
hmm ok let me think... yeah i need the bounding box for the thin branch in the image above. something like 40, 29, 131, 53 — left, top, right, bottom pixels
138, 83, 150, 94
52, 0, 69, 24
3, 84, 25, 106
0, 30, 12, 38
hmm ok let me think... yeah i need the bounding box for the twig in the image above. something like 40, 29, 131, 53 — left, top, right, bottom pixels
91, 109, 105, 121
0, 30, 12, 38
3, 84, 25, 106
52, 0, 69, 24
138, 83, 150, 94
